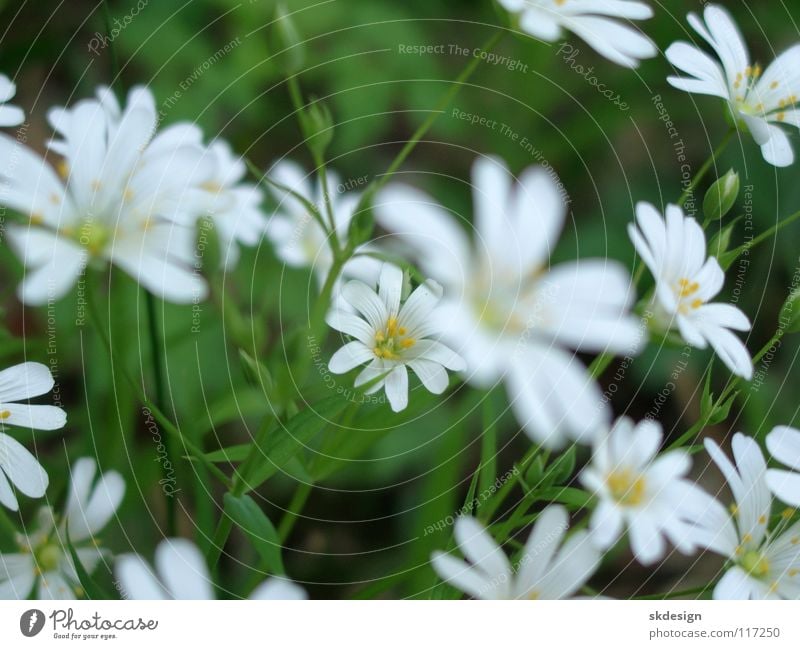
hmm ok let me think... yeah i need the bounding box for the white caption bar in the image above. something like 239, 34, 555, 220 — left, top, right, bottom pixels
0, 600, 797, 647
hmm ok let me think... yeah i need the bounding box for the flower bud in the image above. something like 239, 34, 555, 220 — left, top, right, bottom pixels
703, 169, 740, 221
301, 96, 334, 158
271, 3, 305, 76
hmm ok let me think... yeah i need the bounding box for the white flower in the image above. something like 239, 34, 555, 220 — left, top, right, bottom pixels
327, 263, 465, 412
629, 202, 752, 379
176, 139, 267, 268
686, 434, 800, 599
580, 417, 706, 565
0, 74, 24, 127
0, 457, 125, 599
765, 426, 800, 508
375, 157, 641, 447
431, 506, 600, 599
264, 160, 380, 287
115, 539, 307, 600
497, 0, 656, 68
0, 362, 66, 510
0, 85, 212, 305
666, 4, 800, 167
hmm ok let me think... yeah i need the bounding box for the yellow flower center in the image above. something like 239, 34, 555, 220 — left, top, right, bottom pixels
373, 316, 416, 360
606, 469, 647, 507
676, 278, 704, 314
34, 543, 62, 573
740, 550, 770, 578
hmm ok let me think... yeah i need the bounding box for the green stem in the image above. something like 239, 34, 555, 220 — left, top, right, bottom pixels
741, 208, 800, 254
277, 481, 312, 542
677, 128, 735, 209
355, 30, 505, 214
144, 291, 175, 535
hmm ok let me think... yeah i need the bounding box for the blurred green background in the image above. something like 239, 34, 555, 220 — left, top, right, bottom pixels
1, 0, 799, 598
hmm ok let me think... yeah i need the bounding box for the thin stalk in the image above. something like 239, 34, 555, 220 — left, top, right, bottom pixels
677, 129, 735, 209
144, 291, 175, 535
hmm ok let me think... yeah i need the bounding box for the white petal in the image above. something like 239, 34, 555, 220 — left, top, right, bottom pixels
397, 280, 443, 339
766, 426, 800, 471
155, 539, 214, 600
430, 551, 500, 600
760, 124, 795, 167
628, 512, 667, 565
713, 566, 756, 600
454, 517, 511, 581
515, 505, 567, 593
0, 433, 48, 500
765, 469, 800, 508
115, 554, 167, 599
341, 280, 388, 331
384, 364, 409, 412
249, 578, 308, 600
328, 341, 373, 374
407, 339, 464, 371
325, 310, 374, 346
589, 500, 624, 550
406, 359, 449, 394
0, 554, 35, 598
0, 362, 55, 402
68, 469, 125, 542
378, 263, 404, 316
38, 571, 75, 600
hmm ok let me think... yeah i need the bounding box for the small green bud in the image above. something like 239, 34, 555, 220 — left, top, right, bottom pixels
239, 349, 275, 393
346, 202, 374, 248
271, 3, 305, 75
703, 169, 740, 221
708, 220, 737, 258
300, 96, 334, 158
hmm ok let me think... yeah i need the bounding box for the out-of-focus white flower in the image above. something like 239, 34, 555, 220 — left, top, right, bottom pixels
0, 85, 213, 305
629, 202, 752, 379
115, 539, 307, 600
375, 156, 641, 447
666, 4, 800, 167
765, 426, 800, 508
0, 457, 125, 599
190, 140, 267, 267
431, 506, 600, 599
327, 263, 465, 412
264, 160, 380, 287
580, 417, 706, 565
0, 362, 66, 511
686, 434, 800, 600
497, 0, 656, 68
0, 74, 24, 127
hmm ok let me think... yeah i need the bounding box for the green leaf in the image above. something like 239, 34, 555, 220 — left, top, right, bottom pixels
66, 531, 112, 600
533, 487, 594, 510
542, 446, 576, 487
223, 493, 285, 576
708, 393, 738, 425
202, 444, 251, 464
244, 395, 349, 490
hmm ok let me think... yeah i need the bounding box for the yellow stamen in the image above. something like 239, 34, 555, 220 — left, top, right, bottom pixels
0, 410, 10, 419
606, 469, 646, 507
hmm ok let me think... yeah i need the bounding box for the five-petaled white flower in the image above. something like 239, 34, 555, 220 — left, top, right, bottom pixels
115, 539, 307, 600
765, 426, 800, 508
0, 362, 66, 511
0, 74, 24, 127
376, 157, 641, 447
264, 159, 380, 287
629, 201, 752, 379
431, 506, 600, 599
685, 434, 800, 599
496, 0, 656, 68
0, 457, 125, 599
580, 417, 706, 565
327, 263, 465, 412
1, 85, 212, 305
666, 4, 800, 167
